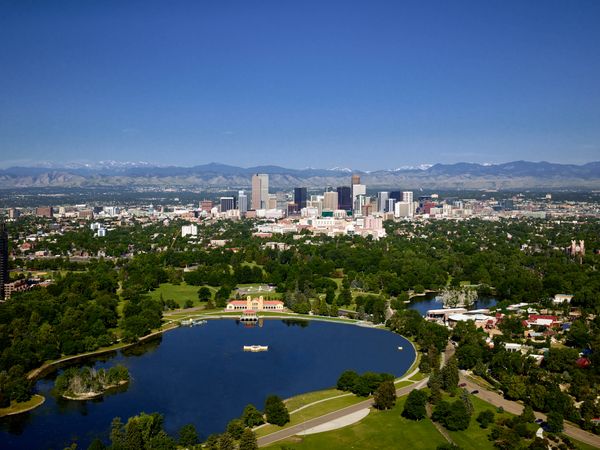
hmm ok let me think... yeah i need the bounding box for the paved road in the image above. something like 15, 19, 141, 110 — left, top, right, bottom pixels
257, 378, 428, 447
460, 373, 600, 448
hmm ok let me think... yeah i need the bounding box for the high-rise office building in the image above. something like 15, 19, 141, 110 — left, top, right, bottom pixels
403, 191, 414, 217
351, 174, 361, 185
377, 192, 389, 213
336, 186, 352, 211
294, 187, 307, 212
390, 191, 402, 202
238, 191, 248, 214
0, 223, 8, 301
251, 174, 269, 210
323, 191, 338, 211
220, 197, 236, 212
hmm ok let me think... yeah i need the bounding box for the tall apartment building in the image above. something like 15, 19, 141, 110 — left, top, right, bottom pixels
251, 174, 269, 210
0, 223, 8, 301
351, 174, 361, 185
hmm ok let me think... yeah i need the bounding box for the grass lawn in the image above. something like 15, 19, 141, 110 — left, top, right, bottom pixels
0, 394, 45, 417
264, 396, 447, 449
393, 380, 413, 388
283, 389, 347, 412
149, 282, 213, 308
409, 372, 427, 381
256, 395, 366, 438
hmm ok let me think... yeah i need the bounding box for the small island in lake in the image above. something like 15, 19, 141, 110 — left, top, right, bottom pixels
54, 365, 130, 400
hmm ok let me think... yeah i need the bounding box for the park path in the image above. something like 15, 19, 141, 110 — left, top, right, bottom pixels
257, 377, 429, 447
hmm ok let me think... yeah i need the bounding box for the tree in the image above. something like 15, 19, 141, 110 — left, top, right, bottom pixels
546, 411, 564, 433
87, 439, 107, 450
441, 357, 459, 393
218, 432, 235, 450
264, 395, 290, 426
226, 418, 245, 440
460, 389, 474, 415
476, 410, 495, 428
238, 429, 258, 450
445, 400, 471, 431
178, 423, 199, 447
373, 380, 396, 410
403, 389, 428, 420
198, 286, 212, 301
520, 405, 535, 423
337, 370, 359, 392
427, 369, 443, 404
242, 404, 264, 427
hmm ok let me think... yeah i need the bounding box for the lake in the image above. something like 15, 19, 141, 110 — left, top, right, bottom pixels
0, 319, 415, 449
408, 292, 498, 316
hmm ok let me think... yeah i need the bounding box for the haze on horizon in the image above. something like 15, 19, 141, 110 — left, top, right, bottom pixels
1, 0, 599, 170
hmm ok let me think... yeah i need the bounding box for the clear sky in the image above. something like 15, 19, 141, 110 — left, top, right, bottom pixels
1, 0, 599, 169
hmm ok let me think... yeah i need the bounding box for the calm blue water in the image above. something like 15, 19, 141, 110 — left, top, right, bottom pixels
0, 319, 415, 450
408, 292, 497, 316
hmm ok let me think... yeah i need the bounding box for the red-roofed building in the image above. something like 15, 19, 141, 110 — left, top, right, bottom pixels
226, 295, 284, 312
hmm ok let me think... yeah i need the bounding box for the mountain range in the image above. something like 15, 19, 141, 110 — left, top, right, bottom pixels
1, 161, 599, 190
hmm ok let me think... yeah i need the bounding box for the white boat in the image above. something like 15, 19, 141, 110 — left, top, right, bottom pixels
398, 346, 403, 350
243, 345, 269, 352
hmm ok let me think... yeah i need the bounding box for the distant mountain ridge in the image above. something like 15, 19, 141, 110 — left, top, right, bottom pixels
1, 160, 599, 189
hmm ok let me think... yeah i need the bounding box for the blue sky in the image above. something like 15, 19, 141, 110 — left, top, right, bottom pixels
0, 0, 599, 169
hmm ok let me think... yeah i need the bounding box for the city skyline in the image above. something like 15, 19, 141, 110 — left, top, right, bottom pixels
1, 1, 599, 169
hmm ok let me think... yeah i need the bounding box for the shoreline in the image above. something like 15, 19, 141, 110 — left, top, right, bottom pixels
0, 394, 45, 418
19, 311, 414, 417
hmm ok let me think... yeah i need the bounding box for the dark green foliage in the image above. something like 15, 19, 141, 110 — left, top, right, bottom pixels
178, 423, 199, 447
226, 418, 245, 440
110, 412, 172, 450
336, 370, 359, 391
441, 357, 459, 393
373, 380, 396, 410
432, 399, 471, 431
242, 404, 264, 427
238, 429, 258, 450
520, 405, 535, 423
427, 369, 443, 404
197, 286, 212, 301
87, 438, 106, 450
218, 432, 235, 450
476, 409, 495, 428
336, 370, 393, 397
264, 395, 290, 426
403, 389, 428, 420
546, 411, 564, 433
54, 365, 129, 397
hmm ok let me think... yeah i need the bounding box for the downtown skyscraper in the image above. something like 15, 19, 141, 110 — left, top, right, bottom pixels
251, 174, 269, 210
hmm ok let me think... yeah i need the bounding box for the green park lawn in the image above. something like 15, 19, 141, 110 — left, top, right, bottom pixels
256, 395, 366, 438
283, 388, 348, 412
265, 396, 447, 449
149, 282, 214, 308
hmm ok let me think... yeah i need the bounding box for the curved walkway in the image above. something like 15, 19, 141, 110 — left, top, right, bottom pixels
257, 377, 429, 447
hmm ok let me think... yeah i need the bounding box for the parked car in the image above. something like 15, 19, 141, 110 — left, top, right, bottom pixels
471, 390, 479, 394
459, 383, 467, 387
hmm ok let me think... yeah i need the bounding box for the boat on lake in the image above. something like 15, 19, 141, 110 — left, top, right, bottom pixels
243, 345, 269, 352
